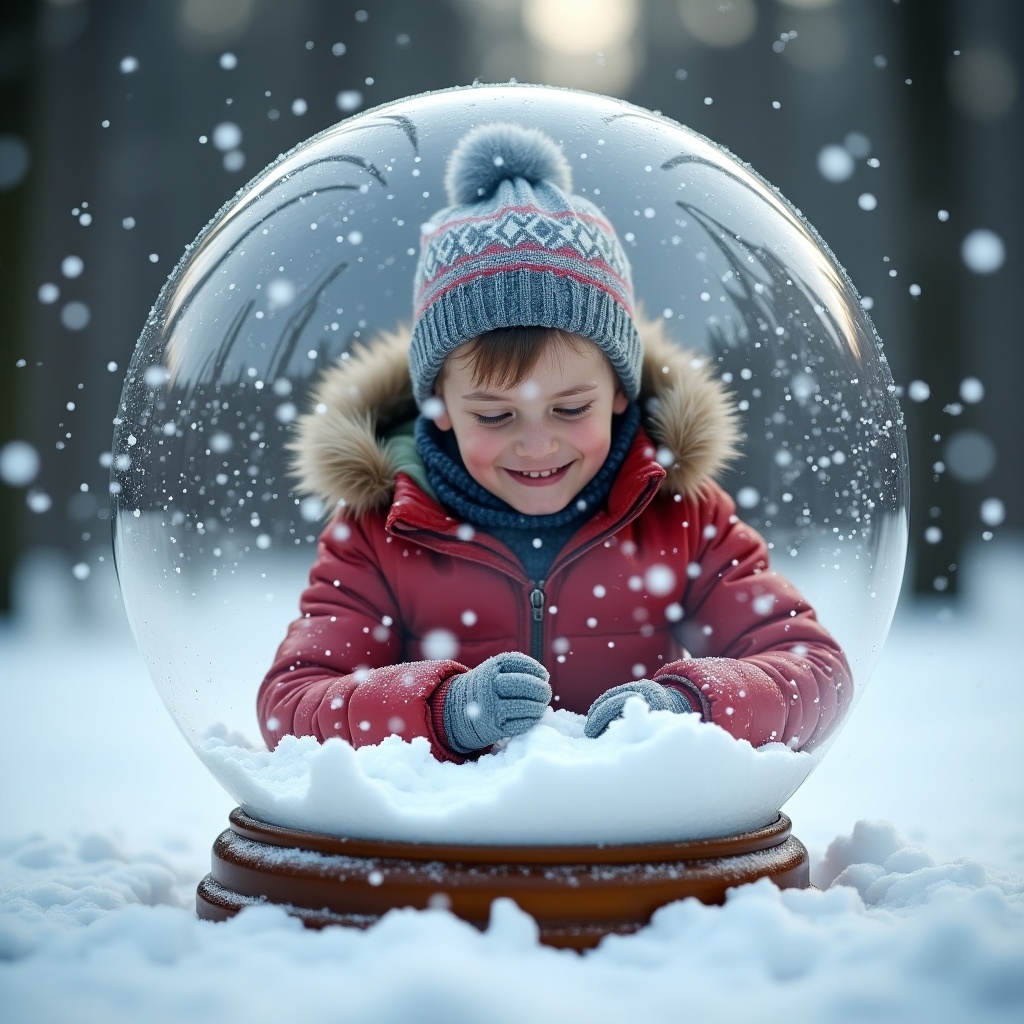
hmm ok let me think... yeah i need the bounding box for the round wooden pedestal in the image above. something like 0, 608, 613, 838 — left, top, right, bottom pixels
197, 808, 808, 950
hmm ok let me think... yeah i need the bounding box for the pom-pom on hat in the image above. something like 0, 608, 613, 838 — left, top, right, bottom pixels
409, 122, 642, 408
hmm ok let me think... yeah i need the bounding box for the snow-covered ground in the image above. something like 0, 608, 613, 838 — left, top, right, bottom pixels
1, 540, 1023, 1022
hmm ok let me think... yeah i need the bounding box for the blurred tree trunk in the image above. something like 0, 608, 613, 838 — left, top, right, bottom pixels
0, 0, 36, 614
896, 0, 1023, 595
896, 0, 967, 595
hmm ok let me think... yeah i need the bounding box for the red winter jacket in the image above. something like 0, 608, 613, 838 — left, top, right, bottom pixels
259, 321, 852, 759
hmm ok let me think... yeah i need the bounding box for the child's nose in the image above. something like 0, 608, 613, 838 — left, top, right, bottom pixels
514, 423, 558, 458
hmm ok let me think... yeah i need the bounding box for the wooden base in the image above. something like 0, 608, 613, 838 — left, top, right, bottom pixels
197, 808, 808, 950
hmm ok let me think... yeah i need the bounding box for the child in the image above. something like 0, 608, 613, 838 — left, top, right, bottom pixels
258, 122, 851, 761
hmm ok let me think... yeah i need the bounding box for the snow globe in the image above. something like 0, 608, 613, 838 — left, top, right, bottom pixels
112, 85, 908, 946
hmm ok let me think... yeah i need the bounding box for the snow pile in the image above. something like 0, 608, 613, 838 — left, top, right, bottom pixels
1, 820, 1021, 1024
200, 701, 813, 844
3, 541, 1024, 1020
0, 833, 192, 960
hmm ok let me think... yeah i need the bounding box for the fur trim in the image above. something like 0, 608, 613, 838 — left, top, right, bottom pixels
287, 327, 417, 515
290, 316, 741, 515
636, 316, 741, 499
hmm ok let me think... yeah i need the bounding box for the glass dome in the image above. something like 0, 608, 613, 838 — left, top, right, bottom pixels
112, 84, 908, 842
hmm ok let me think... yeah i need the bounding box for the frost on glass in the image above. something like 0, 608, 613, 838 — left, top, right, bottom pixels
112, 85, 908, 842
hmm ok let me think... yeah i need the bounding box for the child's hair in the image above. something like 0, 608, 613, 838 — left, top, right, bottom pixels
436, 327, 595, 391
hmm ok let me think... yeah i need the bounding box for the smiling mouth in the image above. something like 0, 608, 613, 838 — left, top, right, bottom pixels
505, 463, 572, 482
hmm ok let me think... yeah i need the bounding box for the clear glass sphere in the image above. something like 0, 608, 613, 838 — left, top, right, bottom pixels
112, 85, 908, 841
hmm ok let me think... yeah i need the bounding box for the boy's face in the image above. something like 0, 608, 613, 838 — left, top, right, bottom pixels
433, 334, 629, 516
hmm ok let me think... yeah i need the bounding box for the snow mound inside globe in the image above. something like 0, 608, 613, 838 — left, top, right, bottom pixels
204, 701, 811, 844
112, 84, 908, 843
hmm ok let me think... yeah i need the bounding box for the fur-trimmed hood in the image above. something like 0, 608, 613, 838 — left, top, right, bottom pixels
290, 316, 741, 516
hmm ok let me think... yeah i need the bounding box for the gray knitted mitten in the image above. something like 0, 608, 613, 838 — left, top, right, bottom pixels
584, 679, 693, 738
443, 652, 552, 755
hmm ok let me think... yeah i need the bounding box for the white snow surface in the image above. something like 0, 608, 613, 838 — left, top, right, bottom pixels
202, 705, 811, 844
2, 540, 1023, 1022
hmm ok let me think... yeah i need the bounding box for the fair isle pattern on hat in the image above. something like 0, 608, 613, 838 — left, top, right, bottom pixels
413, 202, 634, 321
408, 123, 642, 408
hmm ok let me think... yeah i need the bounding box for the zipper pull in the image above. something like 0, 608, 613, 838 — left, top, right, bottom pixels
529, 581, 547, 665
530, 583, 545, 622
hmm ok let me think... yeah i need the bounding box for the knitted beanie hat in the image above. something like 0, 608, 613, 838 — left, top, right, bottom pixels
409, 122, 642, 407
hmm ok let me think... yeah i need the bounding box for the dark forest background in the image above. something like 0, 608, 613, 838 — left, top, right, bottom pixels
1, 0, 1021, 614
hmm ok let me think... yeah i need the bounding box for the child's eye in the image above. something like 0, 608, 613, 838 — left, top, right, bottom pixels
557, 402, 594, 418
473, 412, 512, 425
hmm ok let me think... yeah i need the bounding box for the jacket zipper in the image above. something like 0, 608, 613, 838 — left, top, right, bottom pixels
525, 479, 660, 668
529, 580, 546, 665
394, 473, 660, 669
